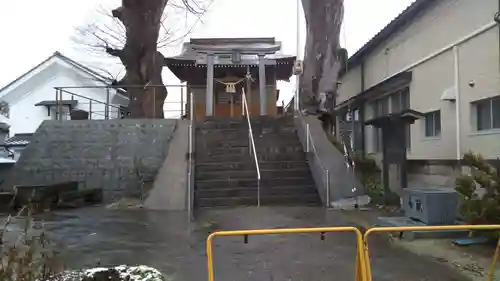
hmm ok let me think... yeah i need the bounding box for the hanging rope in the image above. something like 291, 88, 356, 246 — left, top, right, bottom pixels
214, 77, 247, 93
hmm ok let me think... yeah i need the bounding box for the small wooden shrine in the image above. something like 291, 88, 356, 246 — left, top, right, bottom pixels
164, 37, 296, 119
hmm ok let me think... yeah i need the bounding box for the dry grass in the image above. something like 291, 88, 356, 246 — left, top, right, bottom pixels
0, 204, 64, 281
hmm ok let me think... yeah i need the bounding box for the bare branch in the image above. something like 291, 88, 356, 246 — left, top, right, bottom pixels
105, 47, 123, 58
71, 0, 213, 118
74, 0, 212, 57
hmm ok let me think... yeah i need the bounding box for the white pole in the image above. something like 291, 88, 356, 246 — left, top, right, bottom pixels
295, 0, 301, 115
188, 91, 194, 221
296, 0, 300, 57
306, 123, 310, 152
453, 46, 461, 161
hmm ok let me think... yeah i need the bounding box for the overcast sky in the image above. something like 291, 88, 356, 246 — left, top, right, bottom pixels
0, 0, 414, 116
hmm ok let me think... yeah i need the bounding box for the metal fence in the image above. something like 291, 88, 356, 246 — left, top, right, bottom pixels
206, 227, 366, 281
205, 225, 500, 281
362, 225, 500, 281
53, 84, 188, 120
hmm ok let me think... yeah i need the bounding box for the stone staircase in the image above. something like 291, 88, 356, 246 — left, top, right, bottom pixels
194, 116, 321, 208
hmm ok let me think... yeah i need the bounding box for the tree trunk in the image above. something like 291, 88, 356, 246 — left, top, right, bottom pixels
107, 0, 169, 118
300, 0, 344, 113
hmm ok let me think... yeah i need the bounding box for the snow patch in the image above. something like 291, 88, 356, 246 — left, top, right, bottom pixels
55, 265, 166, 281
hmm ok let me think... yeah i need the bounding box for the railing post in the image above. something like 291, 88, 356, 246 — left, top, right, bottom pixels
187, 91, 194, 221
257, 178, 261, 207
181, 85, 184, 118
58, 88, 63, 121
306, 123, 310, 153
248, 130, 252, 156
294, 77, 300, 117
54, 88, 59, 121
105, 87, 110, 120
189, 91, 194, 121
325, 169, 330, 208
89, 100, 92, 120
242, 93, 245, 117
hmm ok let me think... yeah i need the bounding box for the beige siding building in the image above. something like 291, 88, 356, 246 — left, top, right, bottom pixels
337, 0, 500, 162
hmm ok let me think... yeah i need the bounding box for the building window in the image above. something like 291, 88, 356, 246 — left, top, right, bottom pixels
371, 86, 411, 152
424, 110, 441, 137
474, 96, 500, 131
390, 87, 410, 113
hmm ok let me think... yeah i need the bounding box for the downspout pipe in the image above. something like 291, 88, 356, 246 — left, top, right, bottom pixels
360, 61, 366, 154
453, 46, 461, 162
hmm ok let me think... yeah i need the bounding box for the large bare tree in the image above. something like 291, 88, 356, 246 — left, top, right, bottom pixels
75, 0, 210, 118
300, 0, 344, 116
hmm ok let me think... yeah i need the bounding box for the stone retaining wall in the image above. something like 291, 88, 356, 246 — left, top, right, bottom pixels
3, 119, 177, 202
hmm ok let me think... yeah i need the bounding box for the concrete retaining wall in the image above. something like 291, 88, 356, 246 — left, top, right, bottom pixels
3, 119, 177, 202
294, 115, 363, 204
145, 120, 189, 210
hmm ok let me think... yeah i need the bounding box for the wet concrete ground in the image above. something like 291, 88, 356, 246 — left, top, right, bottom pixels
8, 206, 468, 281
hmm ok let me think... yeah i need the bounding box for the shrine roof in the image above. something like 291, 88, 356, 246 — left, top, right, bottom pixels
164, 37, 296, 66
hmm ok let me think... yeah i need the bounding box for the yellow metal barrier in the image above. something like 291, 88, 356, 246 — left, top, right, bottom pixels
362, 225, 500, 281
206, 227, 367, 281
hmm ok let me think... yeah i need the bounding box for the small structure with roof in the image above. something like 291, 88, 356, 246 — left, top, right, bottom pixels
165, 37, 296, 119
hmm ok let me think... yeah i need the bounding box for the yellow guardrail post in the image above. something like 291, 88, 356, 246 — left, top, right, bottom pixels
488, 236, 500, 281
206, 226, 367, 281
362, 225, 500, 281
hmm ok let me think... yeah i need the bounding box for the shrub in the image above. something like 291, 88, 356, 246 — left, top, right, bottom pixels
455, 152, 500, 225
352, 153, 384, 199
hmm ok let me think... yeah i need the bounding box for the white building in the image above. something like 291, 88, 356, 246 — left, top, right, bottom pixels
336, 0, 500, 189
0, 51, 129, 137
0, 52, 130, 160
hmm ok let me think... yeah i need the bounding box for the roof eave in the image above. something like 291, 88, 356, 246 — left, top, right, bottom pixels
0, 52, 115, 99
340, 0, 435, 76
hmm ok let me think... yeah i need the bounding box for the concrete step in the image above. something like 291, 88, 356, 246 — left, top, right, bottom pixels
195, 160, 310, 173
196, 146, 251, 156
195, 152, 307, 163
199, 117, 295, 129
196, 185, 318, 199
195, 176, 314, 190
195, 193, 321, 208
195, 131, 300, 142
196, 145, 305, 157
195, 168, 312, 181
195, 136, 302, 149
197, 120, 247, 130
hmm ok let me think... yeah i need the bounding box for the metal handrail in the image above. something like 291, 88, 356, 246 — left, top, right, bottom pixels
187, 91, 194, 221
241, 89, 261, 206
284, 97, 294, 113
296, 108, 331, 208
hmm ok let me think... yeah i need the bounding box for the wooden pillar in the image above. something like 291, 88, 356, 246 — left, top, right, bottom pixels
246, 65, 252, 116
258, 55, 267, 115
206, 54, 214, 116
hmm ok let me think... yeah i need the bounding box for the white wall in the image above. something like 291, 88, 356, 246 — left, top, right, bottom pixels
5, 61, 126, 136
338, 65, 362, 104
340, 0, 500, 160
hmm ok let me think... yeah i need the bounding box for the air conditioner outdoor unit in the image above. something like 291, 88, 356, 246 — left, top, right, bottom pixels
402, 188, 459, 225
